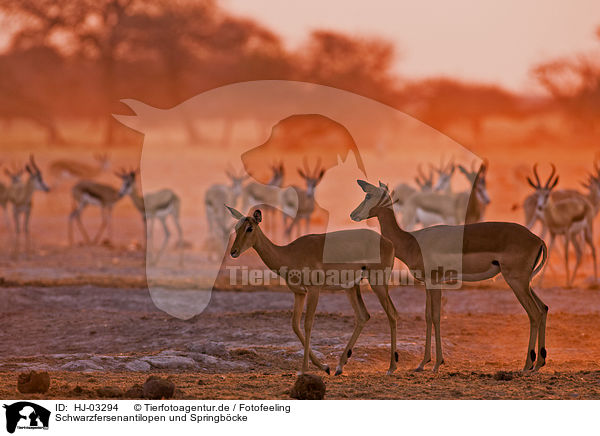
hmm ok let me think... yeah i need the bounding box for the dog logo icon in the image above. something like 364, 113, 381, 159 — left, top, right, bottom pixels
3, 402, 50, 433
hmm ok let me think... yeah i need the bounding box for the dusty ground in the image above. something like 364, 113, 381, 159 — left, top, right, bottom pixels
1, 244, 600, 400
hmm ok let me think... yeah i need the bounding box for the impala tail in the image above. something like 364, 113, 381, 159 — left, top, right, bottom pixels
532, 241, 548, 278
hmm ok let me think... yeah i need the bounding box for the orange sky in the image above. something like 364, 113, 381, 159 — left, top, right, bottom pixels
226, 0, 600, 95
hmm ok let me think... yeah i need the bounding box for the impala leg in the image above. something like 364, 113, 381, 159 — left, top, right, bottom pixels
12, 207, 20, 260
152, 217, 170, 266
371, 283, 398, 375
531, 289, 549, 371
569, 232, 583, 288
2, 206, 10, 231
335, 285, 370, 376
106, 206, 113, 243
24, 207, 32, 257
291, 292, 329, 374
147, 217, 156, 264
301, 289, 320, 375
538, 234, 555, 288
172, 212, 184, 266
415, 289, 432, 371
92, 207, 108, 244
504, 274, 542, 371
430, 289, 445, 372
583, 226, 598, 283
563, 234, 571, 287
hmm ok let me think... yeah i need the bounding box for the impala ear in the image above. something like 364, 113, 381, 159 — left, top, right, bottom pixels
549, 176, 559, 190
378, 181, 389, 191
357, 179, 375, 192
253, 209, 262, 223
225, 205, 244, 220
526, 177, 537, 189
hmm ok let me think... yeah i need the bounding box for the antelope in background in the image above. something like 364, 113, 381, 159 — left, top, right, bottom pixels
458, 160, 491, 224
242, 162, 284, 236
204, 166, 249, 253
226, 205, 398, 376
526, 164, 597, 287
401, 160, 489, 229
351, 180, 549, 372
391, 164, 434, 215
281, 157, 324, 239
431, 158, 455, 194
1, 162, 23, 230
48, 153, 110, 182
68, 178, 124, 245
117, 169, 184, 266
8, 156, 50, 258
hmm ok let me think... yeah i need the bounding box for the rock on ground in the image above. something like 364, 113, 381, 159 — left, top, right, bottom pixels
143, 376, 175, 399
289, 374, 326, 400
17, 371, 50, 394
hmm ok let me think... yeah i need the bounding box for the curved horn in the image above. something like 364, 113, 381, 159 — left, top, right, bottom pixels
544, 163, 557, 189
532, 163, 542, 188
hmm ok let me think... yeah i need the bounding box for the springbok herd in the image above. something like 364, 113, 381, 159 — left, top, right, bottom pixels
1, 153, 600, 374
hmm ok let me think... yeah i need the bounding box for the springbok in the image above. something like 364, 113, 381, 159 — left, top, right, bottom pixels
225, 205, 398, 376
48, 153, 110, 181
351, 180, 548, 372
68, 179, 123, 245
242, 162, 284, 235
526, 164, 597, 287
8, 156, 50, 257
281, 158, 324, 239
117, 169, 184, 266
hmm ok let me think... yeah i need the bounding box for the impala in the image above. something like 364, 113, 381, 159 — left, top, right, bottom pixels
117, 169, 184, 266
351, 180, 548, 372
526, 164, 597, 287
68, 179, 123, 245
8, 156, 50, 258
226, 205, 398, 375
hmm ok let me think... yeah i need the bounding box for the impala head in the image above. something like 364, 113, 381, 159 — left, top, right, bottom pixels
298, 157, 324, 196
268, 161, 284, 187
433, 158, 455, 192
25, 155, 50, 192
116, 168, 137, 196
350, 179, 393, 221
225, 166, 249, 199
226, 206, 262, 258
415, 163, 434, 191
583, 155, 600, 201
4, 164, 24, 185
527, 163, 559, 212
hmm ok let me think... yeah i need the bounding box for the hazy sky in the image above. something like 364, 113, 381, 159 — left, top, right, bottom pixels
225, 0, 600, 94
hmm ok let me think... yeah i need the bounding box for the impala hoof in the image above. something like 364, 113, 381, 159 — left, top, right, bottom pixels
324, 366, 331, 375
414, 367, 424, 372
335, 368, 343, 376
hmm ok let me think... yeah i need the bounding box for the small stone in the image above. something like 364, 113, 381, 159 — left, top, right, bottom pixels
289, 374, 326, 400
17, 371, 50, 394
143, 376, 175, 399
